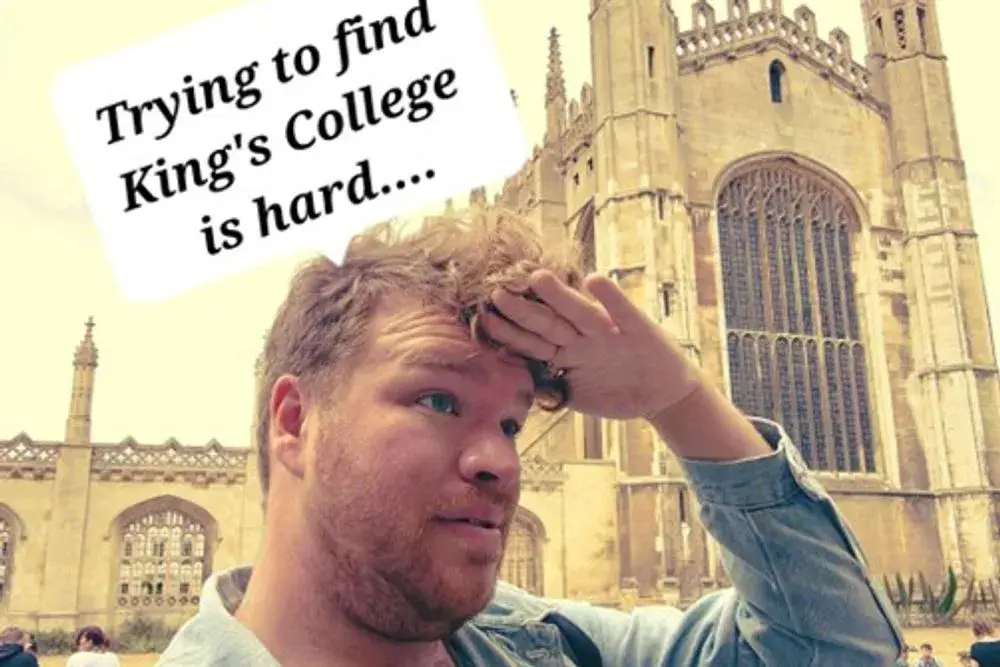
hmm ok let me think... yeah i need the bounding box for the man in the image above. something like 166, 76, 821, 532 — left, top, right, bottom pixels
0, 627, 39, 667
157, 213, 904, 666
914, 643, 943, 667
969, 616, 1000, 667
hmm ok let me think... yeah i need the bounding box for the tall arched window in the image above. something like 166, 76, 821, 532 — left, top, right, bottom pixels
769, 60, 786, 103
500, 510, 543, 594
0, 510, 16, 604
577, 200, 603, 460
117, 507, 210, 609
717, 162, 876, 473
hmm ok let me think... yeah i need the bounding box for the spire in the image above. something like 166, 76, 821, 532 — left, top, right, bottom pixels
546, 27, 566, 103
65, 317, 98, 444
73, 316, 98, 369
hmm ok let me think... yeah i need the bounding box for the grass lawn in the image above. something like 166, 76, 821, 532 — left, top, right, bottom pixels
37, 626, 979, 667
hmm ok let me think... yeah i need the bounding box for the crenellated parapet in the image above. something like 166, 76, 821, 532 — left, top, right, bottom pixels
677, 1, 883, 113
494, 144, 547, 212
0, 431, 253, 484
89, 436, 249, 484
0, 432, 60, 479
560, 83, 596, 166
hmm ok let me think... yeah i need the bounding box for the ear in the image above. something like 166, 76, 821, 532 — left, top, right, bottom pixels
269, 374, 306, 479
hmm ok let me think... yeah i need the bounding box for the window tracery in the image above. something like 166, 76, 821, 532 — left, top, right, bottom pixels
0, 514, 13, 604
717, 163, 876, 472
500, 511, 543, 595
117, 508, 209, 609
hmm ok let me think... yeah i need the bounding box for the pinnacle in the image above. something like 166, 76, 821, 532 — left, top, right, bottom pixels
74, 316, 99, 369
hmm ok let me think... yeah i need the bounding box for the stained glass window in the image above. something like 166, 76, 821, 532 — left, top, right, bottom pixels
0, 514, 12, 603
500, 511, 542, 595
579, 201, 603, 460
117, 509, 209, 608
718, 164, 876, 472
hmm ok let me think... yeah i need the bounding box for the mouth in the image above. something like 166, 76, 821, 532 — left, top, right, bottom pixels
439, 517, 500, 530
434, 507, 506, 555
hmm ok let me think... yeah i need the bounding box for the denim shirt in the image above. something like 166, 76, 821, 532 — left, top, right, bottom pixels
156, 419, 904, 666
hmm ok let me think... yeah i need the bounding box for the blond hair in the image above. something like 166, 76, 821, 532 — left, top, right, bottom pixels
254, 211, 583, 507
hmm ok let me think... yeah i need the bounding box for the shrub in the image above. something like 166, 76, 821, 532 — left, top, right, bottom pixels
115, 615, 178, 654
33, 628, 77, 655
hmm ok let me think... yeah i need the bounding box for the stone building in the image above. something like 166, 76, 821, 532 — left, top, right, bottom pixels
2, 0, 997, 631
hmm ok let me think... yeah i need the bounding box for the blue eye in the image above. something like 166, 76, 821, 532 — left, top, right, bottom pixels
417, 392, 459, 415
501, 419, 522, 438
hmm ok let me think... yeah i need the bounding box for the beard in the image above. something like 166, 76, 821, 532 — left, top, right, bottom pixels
305, 459, 513, 642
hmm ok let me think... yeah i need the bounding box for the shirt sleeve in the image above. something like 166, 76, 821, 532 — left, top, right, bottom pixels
553, 418, 905, 666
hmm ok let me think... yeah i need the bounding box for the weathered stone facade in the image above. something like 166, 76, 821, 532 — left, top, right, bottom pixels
1, 0, 997, 632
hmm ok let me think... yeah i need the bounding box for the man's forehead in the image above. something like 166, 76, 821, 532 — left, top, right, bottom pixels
387, 346, 536, 409
366, 303, 536, 405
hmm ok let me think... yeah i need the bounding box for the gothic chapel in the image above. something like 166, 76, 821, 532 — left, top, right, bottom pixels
1, 0, 997, 631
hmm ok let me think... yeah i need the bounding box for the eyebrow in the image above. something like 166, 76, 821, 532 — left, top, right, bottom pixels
392, 348, 536, 409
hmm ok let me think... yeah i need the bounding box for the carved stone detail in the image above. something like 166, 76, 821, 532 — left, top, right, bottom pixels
675, 5, 878, 111
90, 438, 248, 485
0, 433, 59, 479
521, 454, 567, 493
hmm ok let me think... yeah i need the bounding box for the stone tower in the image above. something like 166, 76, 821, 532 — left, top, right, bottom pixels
861, 0, 1000, 577
588, 0, 698, 476
40, 318, 98, 626
586, 0, 704, 595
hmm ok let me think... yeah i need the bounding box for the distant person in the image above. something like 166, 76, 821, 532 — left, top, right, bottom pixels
915, 642, 944, 667
66, 626, 120, 667
0, 627, 38, 667
970, 616, 1000, 667
897, 645, 912, 666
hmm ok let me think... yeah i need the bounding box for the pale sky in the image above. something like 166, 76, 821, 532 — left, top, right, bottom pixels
1, 1, 996, 447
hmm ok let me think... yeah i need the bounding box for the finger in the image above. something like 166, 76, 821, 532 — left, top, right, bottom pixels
584, 275, 649, 332
479, 312, 559, 362
528, 270, 617, 337
490, 288, 580, 346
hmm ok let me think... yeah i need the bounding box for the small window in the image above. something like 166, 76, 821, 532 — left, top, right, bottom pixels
661, 285, 672, 316
583, 416, 602, 459
916, 7, 927, 49
679, 488, 688, 523
647, 46, 655, 77
587, 157, 594, 173
894, 9, 907, 50
874, 17, 884, 49
573, 173, 580, 186
768, 60, 786, 103
656, 192, 665, 219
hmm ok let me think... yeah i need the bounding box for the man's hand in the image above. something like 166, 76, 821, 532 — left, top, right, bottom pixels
481, 269, 700, 420
481, 269, 772, 461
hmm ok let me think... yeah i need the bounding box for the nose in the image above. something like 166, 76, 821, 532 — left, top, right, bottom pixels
457, 427, 520, 491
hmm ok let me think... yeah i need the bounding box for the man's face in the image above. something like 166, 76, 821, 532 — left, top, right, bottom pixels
295, 300, 533, 640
